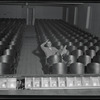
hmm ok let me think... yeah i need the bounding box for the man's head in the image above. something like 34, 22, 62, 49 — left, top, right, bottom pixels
46, 41, 52, 47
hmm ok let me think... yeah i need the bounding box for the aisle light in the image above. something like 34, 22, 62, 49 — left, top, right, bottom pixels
58, 77, 66, 87
33, 77, 41, 88
0, 78, 7, 90
7, 78, 16, 89
82, 77, 91, 86
74, 77, 82, 87
25, 77, 33, 89
41, 77, 50, 88
66, 77, 75, 87
90, 77, 100, 86
50, 77, 58, 88
2, 83, 6, 88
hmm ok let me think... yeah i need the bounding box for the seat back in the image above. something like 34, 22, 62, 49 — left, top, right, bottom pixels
78, 46, 88, 52
70, 49, 83, 59
63, 55, 77, 65
47, 54, 62, 66
74, 42, 83, 48
0, 63, 11, 74
92, 55, 100, 63
69, 62, 84, 74
86, 63, 100, 74
50, 62, 67, 74
85, 50, 96, 58
84, 42, 93, 47
89, 46, 100, 52
66, 46, 77, 52
96, 50, 100, 55
77, 55, 91, 66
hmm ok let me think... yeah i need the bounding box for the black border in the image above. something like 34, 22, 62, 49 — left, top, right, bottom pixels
0, 0, 100, 3
1, 95, 100, 99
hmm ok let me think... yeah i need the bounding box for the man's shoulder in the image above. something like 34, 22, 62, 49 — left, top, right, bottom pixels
52, 47, 58, 50
43, 47, 50, 51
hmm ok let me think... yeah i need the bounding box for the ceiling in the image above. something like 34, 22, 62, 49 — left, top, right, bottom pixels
0, 0, 97, 6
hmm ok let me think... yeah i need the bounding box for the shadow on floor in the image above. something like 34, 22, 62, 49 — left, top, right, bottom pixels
32, 46, 49, 74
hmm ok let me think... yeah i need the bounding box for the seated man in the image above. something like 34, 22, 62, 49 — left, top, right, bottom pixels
58, 45, 69, 57
40, 39, 69, 65
40, 39, 58, 58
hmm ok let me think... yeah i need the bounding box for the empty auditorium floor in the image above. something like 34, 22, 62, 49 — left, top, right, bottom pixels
1, 25, 100, 95
16, 25, 43, 75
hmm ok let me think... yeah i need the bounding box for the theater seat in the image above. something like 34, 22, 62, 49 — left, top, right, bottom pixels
70, 49, 83, 59
68, 62, 84, 74
86, 63, 100, 74
85, 50, 96, 59
50, 62, 67, 74
77, 55, 91, 66
47, 54, 62, 67
92, 55, 100, 63
63, 55, 77, 66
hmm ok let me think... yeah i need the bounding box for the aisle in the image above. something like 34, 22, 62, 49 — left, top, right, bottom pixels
16, 25, 43, 75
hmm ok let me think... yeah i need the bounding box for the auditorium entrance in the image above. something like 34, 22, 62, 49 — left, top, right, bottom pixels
26, 7, 35, 26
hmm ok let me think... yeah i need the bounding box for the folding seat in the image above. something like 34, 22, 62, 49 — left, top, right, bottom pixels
0, 41, 5, 55
85, 50, 96, 59
51, 38, 58, 43
78, 46, 88, 52
70, 49, 83, 59
66, 34, 71, 39
74, 34, 79, 38
70, 38, 78, 44
77, 55, 91, 66
96, 50, 100, 56
60, 38, 67, 43
63, 55, 77, 66
74, 42, 83, 48
85, 36, 93, 40
68, 62, 85, 74
92, 55, 100, 63
66, 45, 77, 53
78, 36, 84, 40
64, 41, 73, 47
50, 62, 67, 74
86, 63, 100, 74
93, 36, 99, 41
0, 55, 14, 74
82, 34, 88, 38
62, 36, 68, 40
0, 62, 11, 74
94, 42, 100, 47
89, 46, 100, 52
70, 36, 76, 40
97, 39, 100, 43
79, 39, 88, 44
72, 32, 77, 36
84, 42, 93, 48
47, 54, 63, 67
89, 39, 98, 44
4, 48, 16, 63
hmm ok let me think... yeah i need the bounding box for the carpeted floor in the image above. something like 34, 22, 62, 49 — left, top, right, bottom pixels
16, 25, 43, 76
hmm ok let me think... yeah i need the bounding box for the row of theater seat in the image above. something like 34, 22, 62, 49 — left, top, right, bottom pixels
35, 19, 100, 75
0, 18, 25, 75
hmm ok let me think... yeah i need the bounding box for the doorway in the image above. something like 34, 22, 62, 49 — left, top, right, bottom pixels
26, 7, 35, 26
